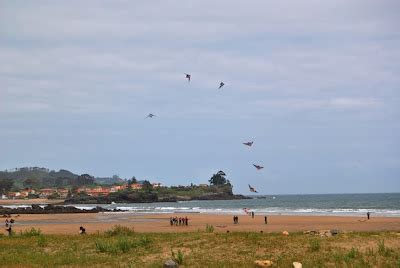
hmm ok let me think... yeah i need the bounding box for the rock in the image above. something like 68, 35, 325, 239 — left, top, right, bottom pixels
163, 259, 178, 268
318, 230, 333, 237
330, 229, 339, 236
293, 262, 302, 268
254, 260, 273, 267
282, 230, 289, 236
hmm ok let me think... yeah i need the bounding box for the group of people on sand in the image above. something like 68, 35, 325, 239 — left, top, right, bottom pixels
170, 216, 189, 226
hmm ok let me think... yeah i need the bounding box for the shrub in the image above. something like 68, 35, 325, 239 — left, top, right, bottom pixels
205, 224, 214, 233
377, 239, 392, 257
135, 236, 151, 248
117, 237, 132, 253
95, 240, 116, 254
20, 228, 42, 237
309, 239, 321, 252
37, 235, 47, 247
171, 249, 184, 265
105, 225, 134, 236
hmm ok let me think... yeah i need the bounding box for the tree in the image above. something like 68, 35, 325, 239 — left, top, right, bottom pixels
23, 178, 39, 188
142, 180, 153, 191
128, 176, 137, 185
0, 178, 14, 194
208, 173, 227, 186
76, 174, 95, 186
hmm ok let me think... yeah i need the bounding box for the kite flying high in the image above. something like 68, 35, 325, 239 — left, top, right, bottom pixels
248, 184, 258, 193
219, 82, 225, 89
146, 113, 156, 118
185, 73, 191, 82
243, 141, 253, 147
253, 164, 264, 170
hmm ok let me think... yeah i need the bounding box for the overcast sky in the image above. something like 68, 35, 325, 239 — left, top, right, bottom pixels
0, 1, 399, 194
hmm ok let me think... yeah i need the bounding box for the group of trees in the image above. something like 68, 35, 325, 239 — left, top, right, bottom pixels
208, 172, 231, 186
0, 178, 14, 194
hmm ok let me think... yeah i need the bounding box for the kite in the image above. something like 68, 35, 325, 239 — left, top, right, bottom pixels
243, 141, 253, 147
253, 164, 264, 170
248, 184, 258, 193
185, 73, 191, 82
219, 82, 225, 89
146, 113, 156, 118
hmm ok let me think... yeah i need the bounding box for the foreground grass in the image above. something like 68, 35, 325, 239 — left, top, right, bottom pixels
0, 227, 399, 267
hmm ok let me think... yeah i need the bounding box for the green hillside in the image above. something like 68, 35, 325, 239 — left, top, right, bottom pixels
0, 167, 122, 190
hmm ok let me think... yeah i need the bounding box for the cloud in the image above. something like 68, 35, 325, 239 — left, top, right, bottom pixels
0, 1, 399, 193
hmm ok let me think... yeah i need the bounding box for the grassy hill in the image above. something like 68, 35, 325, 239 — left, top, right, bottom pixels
0, 167, 122, 189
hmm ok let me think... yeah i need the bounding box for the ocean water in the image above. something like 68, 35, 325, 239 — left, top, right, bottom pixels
63, 193, 400, 217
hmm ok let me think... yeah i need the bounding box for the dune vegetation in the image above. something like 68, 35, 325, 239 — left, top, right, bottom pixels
0, 226, 399, 267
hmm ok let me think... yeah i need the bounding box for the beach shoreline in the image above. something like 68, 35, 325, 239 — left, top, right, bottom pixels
4, 213, 400, 235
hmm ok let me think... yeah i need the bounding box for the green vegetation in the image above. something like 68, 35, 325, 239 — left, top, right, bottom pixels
171, 248, 184, 265
0, 167, 123, 190
309, 238, 321, 252
0, 229, 399, 267
205, 224, 215, 233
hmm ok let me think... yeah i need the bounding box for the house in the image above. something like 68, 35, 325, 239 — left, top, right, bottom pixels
110, 185, 127, 192
39, 188, 57, 198
130, 183, 143, 190
85, 186, 111, 197
57, 188, 69, 198
152, 183, 162, 188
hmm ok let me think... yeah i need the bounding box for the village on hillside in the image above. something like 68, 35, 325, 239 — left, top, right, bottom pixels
0, 182, 169, 200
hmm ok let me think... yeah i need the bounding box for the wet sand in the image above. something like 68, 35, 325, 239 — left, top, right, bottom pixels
3, 213, 400, 235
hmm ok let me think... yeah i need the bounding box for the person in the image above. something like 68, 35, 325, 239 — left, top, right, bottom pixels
367, 212, 370, 220
264, 216, 268, 224
185, 216, 188, 226
5, 219, 9, 227
251, 211, 255, 219
79, 226, 86, 234
170, 217, 173, 226
6, 225, 12, 236
233, 215, 236, 224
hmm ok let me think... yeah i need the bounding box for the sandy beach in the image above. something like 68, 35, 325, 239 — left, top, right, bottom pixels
3, 213, 400, 235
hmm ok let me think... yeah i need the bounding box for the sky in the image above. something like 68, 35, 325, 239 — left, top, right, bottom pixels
0, 1, 399, 194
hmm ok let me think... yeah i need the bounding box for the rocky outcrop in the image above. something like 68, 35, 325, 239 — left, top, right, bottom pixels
0, 204, 115, 214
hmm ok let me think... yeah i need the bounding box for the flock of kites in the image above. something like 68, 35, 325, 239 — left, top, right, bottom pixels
146, 73, 262, 194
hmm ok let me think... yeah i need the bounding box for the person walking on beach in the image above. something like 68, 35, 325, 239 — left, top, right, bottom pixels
185, 216, 188, 226
5, 219, 9, 227
251, 211, 255, 219
367, 212, 370, 220
264, 216, 268, 224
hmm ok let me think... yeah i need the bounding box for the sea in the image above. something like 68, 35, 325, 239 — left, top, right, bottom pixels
5, 193, 400, 217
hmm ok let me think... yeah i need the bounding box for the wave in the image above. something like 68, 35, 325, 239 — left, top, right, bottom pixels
4, 204, 400, 217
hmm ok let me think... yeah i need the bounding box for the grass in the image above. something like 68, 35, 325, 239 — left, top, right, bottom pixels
0, 228, 399, 267
309, 238, 321, 252
205, 224, 214, 233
